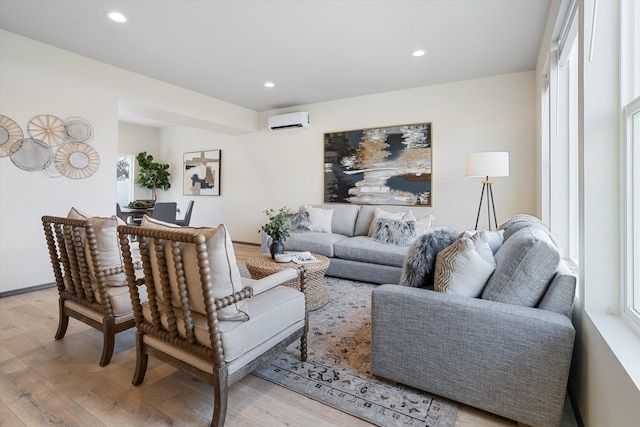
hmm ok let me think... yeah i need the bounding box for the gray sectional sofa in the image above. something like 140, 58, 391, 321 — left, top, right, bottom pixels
370, 216, 576, 427
261, 204, 435, 284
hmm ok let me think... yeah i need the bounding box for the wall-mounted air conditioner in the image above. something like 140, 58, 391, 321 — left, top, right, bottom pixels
268, 112, 310, 131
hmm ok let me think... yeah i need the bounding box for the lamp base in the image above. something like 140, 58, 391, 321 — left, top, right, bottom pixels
474, 177, 498, 230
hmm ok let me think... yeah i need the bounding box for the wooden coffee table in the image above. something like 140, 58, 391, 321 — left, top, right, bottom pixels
245, 253, 330, 311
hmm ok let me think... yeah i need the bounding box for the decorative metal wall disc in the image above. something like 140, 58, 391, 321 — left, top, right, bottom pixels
65, 116, 93, 142
42, 155, 63, 178
55, 141, 100, 179
27, 114, 67, 147
9, 138, 53, 171
0, 115, 24, 157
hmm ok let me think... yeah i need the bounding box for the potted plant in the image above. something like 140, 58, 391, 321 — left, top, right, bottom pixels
136, 151, 171, 202
259, 207, 291, 259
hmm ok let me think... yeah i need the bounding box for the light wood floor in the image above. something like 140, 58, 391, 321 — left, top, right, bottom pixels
0, 243, 571, 427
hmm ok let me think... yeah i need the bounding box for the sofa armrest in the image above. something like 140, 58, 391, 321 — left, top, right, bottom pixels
371, 284, 575, 427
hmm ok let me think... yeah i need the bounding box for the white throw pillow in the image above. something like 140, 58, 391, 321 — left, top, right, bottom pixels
434, 237, 496, 298
302, 205, 334, 233
368, 208, 405, 236
141, 217, 249, 321
460, 229, 504, 255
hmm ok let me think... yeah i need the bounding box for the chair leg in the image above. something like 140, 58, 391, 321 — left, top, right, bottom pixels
211, 367, 228, 427
54, 298, 70, 340
132, 331, 149, 386
100, 317, 116, 367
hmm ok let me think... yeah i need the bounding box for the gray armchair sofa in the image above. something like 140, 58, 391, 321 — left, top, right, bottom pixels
371, 217, 576, 427
261, 204, 435, 284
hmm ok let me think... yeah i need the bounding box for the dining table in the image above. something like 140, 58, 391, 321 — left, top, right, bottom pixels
120, 206, 153, 224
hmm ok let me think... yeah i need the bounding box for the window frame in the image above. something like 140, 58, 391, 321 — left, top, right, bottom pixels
622, 95, 640, 334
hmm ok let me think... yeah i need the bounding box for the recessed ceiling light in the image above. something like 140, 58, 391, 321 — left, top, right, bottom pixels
107, 11, 127, 23
412, 50, 426, 57
264, 82, 275, 88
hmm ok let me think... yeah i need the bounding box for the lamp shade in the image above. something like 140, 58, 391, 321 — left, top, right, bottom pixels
465, 152, 510, 178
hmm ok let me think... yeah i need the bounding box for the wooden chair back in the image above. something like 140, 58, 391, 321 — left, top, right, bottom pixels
42, 215, 135, 366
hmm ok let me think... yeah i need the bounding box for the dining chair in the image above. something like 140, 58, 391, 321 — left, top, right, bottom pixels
118, 221, 308, 427
175, 200, 194, 226
42, 212, 145, 366
151, 201, 177, 223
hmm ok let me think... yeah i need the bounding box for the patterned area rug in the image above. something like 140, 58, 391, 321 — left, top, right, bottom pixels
241, 266, 459, 427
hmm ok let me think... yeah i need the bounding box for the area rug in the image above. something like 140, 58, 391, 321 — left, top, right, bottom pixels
240, 266, 459, 427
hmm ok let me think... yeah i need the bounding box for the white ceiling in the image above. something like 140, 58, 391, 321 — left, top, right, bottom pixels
0, 0, 550, 113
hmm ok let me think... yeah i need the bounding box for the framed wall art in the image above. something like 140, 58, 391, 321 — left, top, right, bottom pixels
324, 122, 432, 206
183, 150, 221, 196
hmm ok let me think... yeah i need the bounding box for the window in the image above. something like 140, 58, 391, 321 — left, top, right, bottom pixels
116, 154, 134, 207
543, 0, 579, 265
623, 96, 640, 332
622, 0, 640, 332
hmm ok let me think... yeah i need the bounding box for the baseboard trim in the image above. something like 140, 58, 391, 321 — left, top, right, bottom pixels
0, 282, 56, 298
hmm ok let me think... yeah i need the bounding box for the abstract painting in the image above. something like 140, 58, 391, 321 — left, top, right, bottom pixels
183, 150, 221, 196
324, 123, 432, 206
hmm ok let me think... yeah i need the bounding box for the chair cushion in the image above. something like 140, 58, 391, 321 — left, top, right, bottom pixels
93, 282, 149, 317
141, 217, 249, 321
434, 237, 496, 298
141, 285, 304, 362
67, 207, 126, 287
481, 225, 561, 307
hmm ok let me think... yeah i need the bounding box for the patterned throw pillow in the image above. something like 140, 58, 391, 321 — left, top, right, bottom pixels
434, 237, 496, 297
285, 211, 312, 232
371, 218, 417, 246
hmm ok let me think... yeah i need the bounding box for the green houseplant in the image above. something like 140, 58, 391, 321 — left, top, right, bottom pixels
259, 207, 291, 258
136, 151, 171, 202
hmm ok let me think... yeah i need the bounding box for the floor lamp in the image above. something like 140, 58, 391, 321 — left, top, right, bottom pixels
465, 152, 510, 230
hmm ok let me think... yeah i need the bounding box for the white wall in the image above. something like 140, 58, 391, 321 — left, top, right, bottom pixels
145, 71, 537, 245
0, 30, 257, 293
0, 31, 537, 295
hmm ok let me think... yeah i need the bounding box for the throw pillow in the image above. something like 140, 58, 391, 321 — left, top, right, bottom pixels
371, 218, 416, 246
400, 227, 459, 288
67, 207, 127, 287
460, 229, 504, 254
302, 205, 333, 233
285, 211, 312, 232
434, 237, 496, 297
141, 217, 249, 321
368, 208, 406, 236
481, 224, 560, 307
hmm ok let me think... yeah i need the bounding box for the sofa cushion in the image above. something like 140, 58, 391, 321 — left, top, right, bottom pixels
334, 236, 409, 267
371, 218, 416, 246
283, 232, 348, 257
400, 227, 459, 288
141, 217, 249, 321
434, 237, 496, 298
302, 205, 333, 233
481, 225, 560, 307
